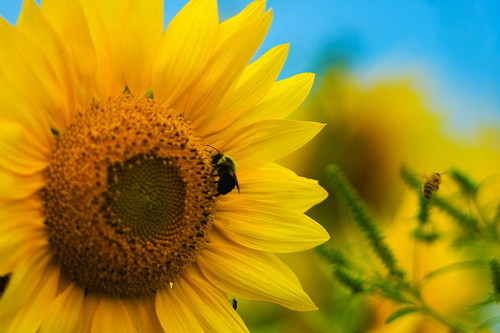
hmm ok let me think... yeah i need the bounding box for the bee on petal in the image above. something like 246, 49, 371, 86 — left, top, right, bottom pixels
208, 146, 240, 197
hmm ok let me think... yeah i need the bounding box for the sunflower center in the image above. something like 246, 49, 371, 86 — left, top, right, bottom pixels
42, 94, 216, 296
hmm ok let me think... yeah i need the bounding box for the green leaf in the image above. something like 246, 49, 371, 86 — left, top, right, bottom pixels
385, 307, 418, 324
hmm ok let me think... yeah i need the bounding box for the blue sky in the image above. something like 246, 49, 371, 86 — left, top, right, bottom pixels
1, 0, 499, 137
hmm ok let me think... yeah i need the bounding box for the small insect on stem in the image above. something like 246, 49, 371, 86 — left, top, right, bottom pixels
207, 145, 240, 197
422, 172, 446, 200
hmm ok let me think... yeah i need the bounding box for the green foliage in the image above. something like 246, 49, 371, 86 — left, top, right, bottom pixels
327, 165, 404, 279
320, 164, 500, 332
489, 258, 500, 299
449, 167, 479, 198
385, 307, 418, 324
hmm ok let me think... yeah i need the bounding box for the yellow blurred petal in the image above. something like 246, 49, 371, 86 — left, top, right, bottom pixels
184, 9, 272, 129
153, 0, 218, 105
3, 260, 60, 333
91, 297, 137, 333
0, 246, 52, 316
207, 73, 315, 143
38, 282, 85, 333
214, 199, 329, 252
232, 163, 328, 213
155, 287, 204, 333
198, 239, 317, 311
217, 119, 325, 172
176, 273, 250, 333
40, 0, 98, 110
197, 44, 289, 136
121, 0, 163, 95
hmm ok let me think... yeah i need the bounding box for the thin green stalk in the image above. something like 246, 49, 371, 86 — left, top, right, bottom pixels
327, 165, 404, 279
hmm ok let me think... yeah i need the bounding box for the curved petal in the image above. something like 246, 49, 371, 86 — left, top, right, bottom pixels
198, 236, 317, 311
175, 273, 250, 333
214, 199, 329, 253
94, 0, 130, 96
121, 0, 163, 95
0, 117, 50, 200
40, 0, 98, 112
0, 196, 48, 275
1, 259, 60, 333
184, 8, 272, 128
197, 43, 289, 137
8, 1, 74, 132
0, 246, 52, 316
223, 163, 328, 213
215, 119, 324, 172
152, 0, 218, 105
38, 282, 85, 333
132, 294, 165, 333
216, 0, 266, 48
206, 73, 315, 144
91, 297, 137, 333
77, 294, 101, 333
156, 286, 204, 333
78, 0, 115, 99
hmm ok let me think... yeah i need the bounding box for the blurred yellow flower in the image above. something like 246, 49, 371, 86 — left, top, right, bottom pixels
278, 65, 499, 332
0, 0, 330, 331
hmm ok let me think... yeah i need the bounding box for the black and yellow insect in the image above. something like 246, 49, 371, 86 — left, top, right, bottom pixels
422, 172, 443, 200
232, 298, 238, 310
208, 146, 240, 197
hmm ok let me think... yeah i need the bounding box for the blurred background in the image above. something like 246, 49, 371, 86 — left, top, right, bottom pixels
2, 0, 499, 332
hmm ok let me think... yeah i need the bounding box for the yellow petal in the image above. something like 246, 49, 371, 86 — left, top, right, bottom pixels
132, 294, 164, 333
0, 118, 49, 201
0, 246, 52, 316
184, 9, 272, 128
216, 119, 324, 172
77, 294, 101, 333
0, 120, 50, 175
94, 0, 130, 96
38, 282, 85, 333
214, 199, 329, 252
155, 286, 204, 333
40, 0, 98, 111
0, 197, 47, 275
198, 237, 317, 311
9, 1, 74, 131
121, 0, 163, 95
152, 0, 218, 105
225, 163, 328, 213
197, 44, 289, 136
175, 273, 250, 333
216, 0, 266, 48
206, 73, 315, 144
91, 297, 137, 333
77, 0, 115, 99
3, 261, 60, 333
0, 168, 46, 201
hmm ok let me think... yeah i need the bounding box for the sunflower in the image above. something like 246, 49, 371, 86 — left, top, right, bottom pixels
0, 0, 329, 331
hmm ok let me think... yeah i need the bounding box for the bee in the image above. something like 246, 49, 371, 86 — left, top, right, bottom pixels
232, 298, 238, 310
422, 172, 443, 200
208, 146, 240, 197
